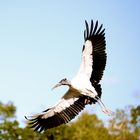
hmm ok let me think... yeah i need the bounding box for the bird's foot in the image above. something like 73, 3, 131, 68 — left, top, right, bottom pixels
101, 108, 114, 116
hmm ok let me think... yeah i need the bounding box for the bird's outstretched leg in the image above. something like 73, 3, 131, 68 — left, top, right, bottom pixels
95, 96, 114, 116
80, 88, 113, 115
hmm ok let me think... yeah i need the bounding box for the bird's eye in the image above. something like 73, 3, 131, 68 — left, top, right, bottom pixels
63, 78, 67, 81
60, 78, 66, 83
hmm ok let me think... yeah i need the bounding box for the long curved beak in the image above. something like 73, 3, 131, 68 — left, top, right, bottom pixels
51, 83, 62, 90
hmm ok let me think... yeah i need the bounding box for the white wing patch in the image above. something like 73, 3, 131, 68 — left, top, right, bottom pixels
78, 40, 93, 79
54, 97, 78, 112
42, 91, 79, 119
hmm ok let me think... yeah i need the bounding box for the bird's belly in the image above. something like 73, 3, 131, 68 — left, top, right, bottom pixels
71, 76, 97, 97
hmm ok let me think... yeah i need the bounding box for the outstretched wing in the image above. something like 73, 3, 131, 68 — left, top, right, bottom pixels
78, 20, 106, 85
25, 20, 106, 132
25, 89, 95, 133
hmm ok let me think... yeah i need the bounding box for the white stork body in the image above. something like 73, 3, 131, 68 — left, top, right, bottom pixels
71, 40, 98, 98
25, 20, 112, 132
71, 75, 97, 98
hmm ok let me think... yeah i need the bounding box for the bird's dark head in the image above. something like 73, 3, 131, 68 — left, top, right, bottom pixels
52, 78, 71, 90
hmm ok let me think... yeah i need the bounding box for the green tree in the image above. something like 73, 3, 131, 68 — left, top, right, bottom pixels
0, 101, 16, 121
0, 101, 139, 140
42, 112, 113, 140
0, 101, 20, 139
108, 107, 139, 140
68, 112, 113, 140
0, 101, 38, 140
130, 105, 140, 139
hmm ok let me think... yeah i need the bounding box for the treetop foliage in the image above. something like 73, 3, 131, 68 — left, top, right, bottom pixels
0, 101, 139, 140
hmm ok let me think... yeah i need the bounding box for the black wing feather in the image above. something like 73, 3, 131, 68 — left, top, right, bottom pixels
89, 20, 93, 36
25, 96, 97, 133
84, 20, 106, 84
85, 20, 89, 38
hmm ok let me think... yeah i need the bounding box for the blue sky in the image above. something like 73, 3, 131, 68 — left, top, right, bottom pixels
0, 0, 140, 126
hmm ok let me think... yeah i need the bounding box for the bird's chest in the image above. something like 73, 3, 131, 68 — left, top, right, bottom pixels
71, 75, 91, 91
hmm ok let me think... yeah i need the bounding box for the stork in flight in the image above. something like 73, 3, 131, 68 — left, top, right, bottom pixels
25, 20, 112, 132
